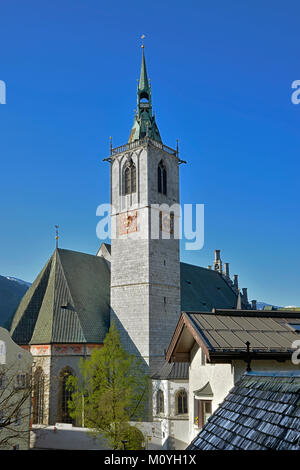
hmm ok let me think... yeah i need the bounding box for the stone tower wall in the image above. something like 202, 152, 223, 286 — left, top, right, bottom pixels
110, 140, 181, 372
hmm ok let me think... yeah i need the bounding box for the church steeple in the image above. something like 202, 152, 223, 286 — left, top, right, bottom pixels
139, 48, 150, 97
128, 47, 162, 144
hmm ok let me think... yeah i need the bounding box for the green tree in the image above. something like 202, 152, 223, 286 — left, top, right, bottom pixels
67, 321, 148, 450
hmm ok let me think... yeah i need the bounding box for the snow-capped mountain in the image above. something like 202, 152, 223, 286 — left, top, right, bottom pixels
5, 277, 32, 288
256, 301, 282, 310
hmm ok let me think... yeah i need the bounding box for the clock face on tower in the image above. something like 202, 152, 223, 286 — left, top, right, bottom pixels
119, 211, 138, 235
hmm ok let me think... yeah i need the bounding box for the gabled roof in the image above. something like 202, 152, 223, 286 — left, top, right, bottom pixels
166, 310, 300, 363
10, 249, 110, 345
10, 247, 243, 348
151, 362, 189, 380
187, 371, 300, 450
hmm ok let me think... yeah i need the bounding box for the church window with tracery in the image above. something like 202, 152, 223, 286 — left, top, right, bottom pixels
176, 389, 188, 414
33, 367, 45, 424
124, 162, 137, 195
59, 367, 75, 424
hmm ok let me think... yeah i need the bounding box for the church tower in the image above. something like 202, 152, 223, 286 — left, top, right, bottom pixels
109, 47, 182, 373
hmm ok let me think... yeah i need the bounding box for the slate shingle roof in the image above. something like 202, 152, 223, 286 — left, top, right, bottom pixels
151, 362, 189, 380
10, 251, 241, 346
187, 372, 300, 450
10, 249, 110, 344
180, 263, 244, 311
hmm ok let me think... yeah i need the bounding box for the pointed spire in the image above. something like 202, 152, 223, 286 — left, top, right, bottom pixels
128, 43, 162, 144
139, 47, 149, 95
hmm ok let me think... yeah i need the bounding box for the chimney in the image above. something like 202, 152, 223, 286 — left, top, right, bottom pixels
236, 289, 242, 310
214, 250, 222, 273
207, 265, 212, 270
214, 250, 221, 263
224, 263, 230, 278
242, 288, 248, 304
251, 299, 257, 310
233, 274, 239, 289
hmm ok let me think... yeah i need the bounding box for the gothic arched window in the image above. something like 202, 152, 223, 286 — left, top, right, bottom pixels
158, 162, 167, 195
33, 367, 45, 424
124, 161, 137, 195
131, 163, 136, 193
125, 167, 131, 195
156, 390, 164, 414
176, 390, 188, 414
59, 367, 75, 424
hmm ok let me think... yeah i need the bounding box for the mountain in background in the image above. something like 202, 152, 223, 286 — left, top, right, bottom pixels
256, 301, 282, 310
0, 275, 31, 329
0, 275, 294, 331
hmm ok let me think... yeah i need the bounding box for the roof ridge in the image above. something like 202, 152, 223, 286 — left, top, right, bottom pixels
57, 247, 101, 259
184, 309, 300, 318
10, 255, 53, 344
180, 261, 210, 271
246, 371, 300, 378
55, 249, 87, 342
31, 251, 58, 344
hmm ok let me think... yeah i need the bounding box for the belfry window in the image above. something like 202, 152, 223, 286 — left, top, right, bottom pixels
124, 162, 137, 195
158, 162, 167, 195
131, 163, 136, 193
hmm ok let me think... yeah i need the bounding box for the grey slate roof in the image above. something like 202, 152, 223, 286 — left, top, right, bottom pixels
187, 372, 300, 450
10, 250, 241, 346
151, 362, 189, 380
10, 249, 110, 344
180, 263, 244, 312
185, 310, 300, 354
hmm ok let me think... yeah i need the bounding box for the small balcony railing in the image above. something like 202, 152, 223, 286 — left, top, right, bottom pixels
110, 137, 178, 157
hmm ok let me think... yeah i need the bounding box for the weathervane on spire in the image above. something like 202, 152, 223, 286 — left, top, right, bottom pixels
55, 225, 59, 249
141, 34, 146, 49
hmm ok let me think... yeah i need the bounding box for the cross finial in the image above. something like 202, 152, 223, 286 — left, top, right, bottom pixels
141, 34, 146, 49
55, 225, 59, 249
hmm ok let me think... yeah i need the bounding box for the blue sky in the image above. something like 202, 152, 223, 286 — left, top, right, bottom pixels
0, 0, 299, 306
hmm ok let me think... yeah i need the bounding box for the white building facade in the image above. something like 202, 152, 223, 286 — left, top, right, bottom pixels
0, 327, 33, 450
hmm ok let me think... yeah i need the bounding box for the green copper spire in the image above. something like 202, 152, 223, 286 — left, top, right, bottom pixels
139, 48, 150, 95
128, 47, 162, 144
